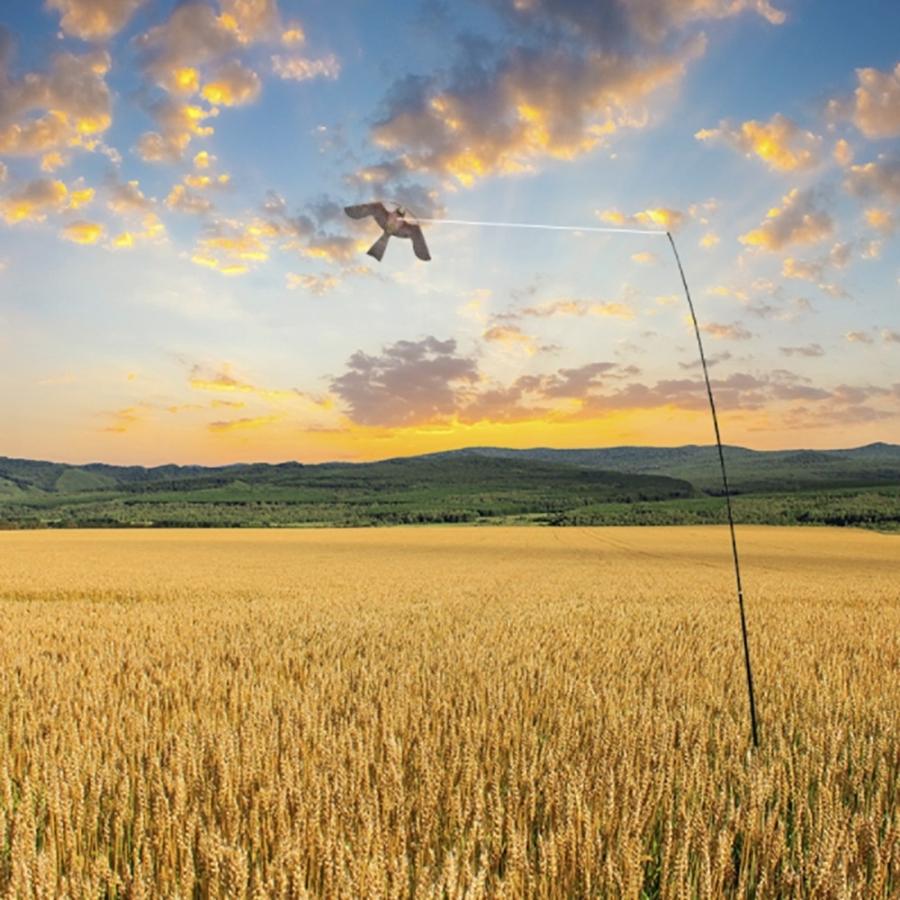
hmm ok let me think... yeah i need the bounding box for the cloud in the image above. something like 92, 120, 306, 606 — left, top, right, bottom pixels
679, 351, 731, 370
739, 187, 833, 251
260, 191, 374, 265
189, 363, 318, 405
597, 205, 687, 230
286, 272, 340, 294
483, 324, 539, 354
344, 165, 445, 221
201, 60, 262, 106
190, 217, 275, 274
486, 0, 785, 45
699, 321, 752, 341
845, 155, 900, 205
864, 208, 895, 235
271, 54, 341, 81
780, 343, 824, 358
135, 97, 219, 162
781, 242, 853, 298
61, 219, 104, 244
845, 331, 874, 344
208, 415, 281, 432
631, 250, 657, 264
137, 4, 242, 94
45, 0, 148, 41
513, 298, 635, 320
101, 406, 143, 433
694, 113, 821, 172
109, 212, 166, 249
532, 361, 636, 400
193, 150, 215, 169
106, 178, 153, 214
281, 24, 305, 45
833, 139, 853, 167
859, 238, 882, 260
0, 48, 112, 159
299, 234, 362, 263
133, 3, 283, 160
830, 62, 900, 139
370, 35, 706, 186
0, 178, 70, 223
165, 183, 214, 215
219, 0, 280, 43
881, 329, 900, 344
330, 337, 479, 427
699, 231, 719, 249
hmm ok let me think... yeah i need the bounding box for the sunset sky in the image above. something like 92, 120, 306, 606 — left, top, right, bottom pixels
1, 0, 898, 466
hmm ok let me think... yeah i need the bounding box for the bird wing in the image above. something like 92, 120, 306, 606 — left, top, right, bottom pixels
344, 202, 388, 228
406, 224, 431, 261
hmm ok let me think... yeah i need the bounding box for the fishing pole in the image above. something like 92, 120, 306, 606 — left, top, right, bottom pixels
418, 215, 761, 748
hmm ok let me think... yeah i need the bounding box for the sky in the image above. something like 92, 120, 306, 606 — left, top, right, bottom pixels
0, 0, 898, 466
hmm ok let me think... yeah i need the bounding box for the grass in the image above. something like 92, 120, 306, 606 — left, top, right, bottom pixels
0, 526, 897, 896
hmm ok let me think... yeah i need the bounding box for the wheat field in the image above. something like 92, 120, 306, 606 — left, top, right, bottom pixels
0, 526, 897, 898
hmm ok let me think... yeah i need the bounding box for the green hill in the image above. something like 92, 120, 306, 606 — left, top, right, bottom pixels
1, 443, 898, 530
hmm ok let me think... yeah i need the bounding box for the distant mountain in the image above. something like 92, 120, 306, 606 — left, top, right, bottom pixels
426, 443, 900, 493
0, 452, 694, 528
2, 442, 899, 497
1, 444, 898, 529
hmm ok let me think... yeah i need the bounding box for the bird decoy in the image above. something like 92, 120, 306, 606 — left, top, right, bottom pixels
344, 201, 431, 262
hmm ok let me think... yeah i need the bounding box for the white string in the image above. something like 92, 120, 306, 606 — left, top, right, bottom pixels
416, 216, 667, 236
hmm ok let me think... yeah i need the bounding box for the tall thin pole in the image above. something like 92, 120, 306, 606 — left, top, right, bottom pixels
416, 213, 761, 747
666, 231, 760, 748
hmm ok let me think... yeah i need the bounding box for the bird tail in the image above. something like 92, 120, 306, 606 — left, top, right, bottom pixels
367, 232, 390, 262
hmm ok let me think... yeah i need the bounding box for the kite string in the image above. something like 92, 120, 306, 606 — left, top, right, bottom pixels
415, 213, 760, 748
416, 216, 667, 236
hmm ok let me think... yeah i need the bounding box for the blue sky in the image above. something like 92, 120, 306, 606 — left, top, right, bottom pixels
1, 0, 898, 464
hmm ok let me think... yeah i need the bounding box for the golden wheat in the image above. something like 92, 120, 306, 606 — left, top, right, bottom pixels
0, 526, 897, 898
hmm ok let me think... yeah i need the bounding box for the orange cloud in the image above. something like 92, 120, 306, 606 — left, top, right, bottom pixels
110, 212, 166, 250
101, 406, 143, 434
190, 217, 275, 273
107, 178, 153, 214
864, 208, 894, 235
371, 35, 706, 186
483, 324, 538, 355
631, 250, 657, 265
740, 188, 832, 251
831, 63, 900, 139
597, 206, 685, 230
193, 150, 215, 169
201, 61, 262, 106
281, 25, 306, 46
516, 298, 635, 320
0, 179, 69, 223
0, 50, 112, 158
845, 156, 900, 205
135, 100, 219, 162
62, 220, 104, 244
833, 139, 853, 167
189, 364, 326, 406
208, 415, 281, 433
695, 113, 821, 172
286, 272, 340, 294
166, 183, 214, 215
699, 321, 752, 341
46, 0, 147, 41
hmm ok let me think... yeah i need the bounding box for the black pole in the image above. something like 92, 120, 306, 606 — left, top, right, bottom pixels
666, 231, 760, 748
